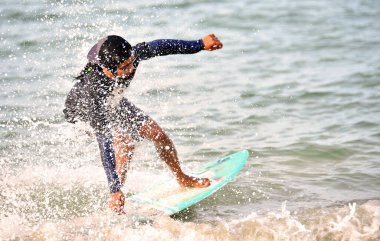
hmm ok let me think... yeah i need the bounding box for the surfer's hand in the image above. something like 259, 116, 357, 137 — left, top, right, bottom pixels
109, 191, 125, 214
202, 34, 223, 51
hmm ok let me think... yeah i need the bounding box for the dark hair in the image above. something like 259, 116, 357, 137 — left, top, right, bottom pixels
75, 35, 132, 80
74, 62, 102, 80
98, 35, 132, 73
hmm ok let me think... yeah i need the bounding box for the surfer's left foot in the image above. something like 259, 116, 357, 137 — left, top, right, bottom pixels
178, 175, 211, 188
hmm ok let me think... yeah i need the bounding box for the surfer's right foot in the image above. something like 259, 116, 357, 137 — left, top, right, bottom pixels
177, 174, 211, 188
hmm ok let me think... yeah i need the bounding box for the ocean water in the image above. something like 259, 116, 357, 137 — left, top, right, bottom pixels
1, 0, 380, 240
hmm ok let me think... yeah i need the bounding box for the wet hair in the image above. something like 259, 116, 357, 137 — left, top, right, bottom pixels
98, 35, 132, 73
75, 35, 132, 80
74, 62, 101, 80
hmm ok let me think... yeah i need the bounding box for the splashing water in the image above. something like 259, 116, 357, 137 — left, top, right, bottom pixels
1, 0, 380, 240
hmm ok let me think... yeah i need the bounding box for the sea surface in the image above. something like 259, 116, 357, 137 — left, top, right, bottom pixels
1, 0, 380, 240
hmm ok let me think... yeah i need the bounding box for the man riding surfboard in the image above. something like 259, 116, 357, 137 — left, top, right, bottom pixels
64, 34, 223, 213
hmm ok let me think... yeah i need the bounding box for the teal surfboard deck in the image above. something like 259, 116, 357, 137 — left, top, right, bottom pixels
125, 150, 249, 215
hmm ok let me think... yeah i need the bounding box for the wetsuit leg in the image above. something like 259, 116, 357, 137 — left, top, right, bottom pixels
96, 132, 121, 193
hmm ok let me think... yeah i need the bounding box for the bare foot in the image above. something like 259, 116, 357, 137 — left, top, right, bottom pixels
177, 174, 211, 188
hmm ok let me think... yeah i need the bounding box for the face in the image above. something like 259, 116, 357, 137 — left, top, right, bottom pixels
115, 54, 136, 78
102, 54, 136, 80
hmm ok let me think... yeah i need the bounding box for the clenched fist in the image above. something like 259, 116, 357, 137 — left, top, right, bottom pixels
202, 34, 223, 51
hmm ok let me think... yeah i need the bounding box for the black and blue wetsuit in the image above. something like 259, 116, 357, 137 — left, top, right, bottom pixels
64, 38, 204, 193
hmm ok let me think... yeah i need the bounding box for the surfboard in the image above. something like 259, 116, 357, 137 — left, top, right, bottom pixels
125, 150, 249, 216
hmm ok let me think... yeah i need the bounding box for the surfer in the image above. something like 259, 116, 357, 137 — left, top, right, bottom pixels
63, 34, 223, 213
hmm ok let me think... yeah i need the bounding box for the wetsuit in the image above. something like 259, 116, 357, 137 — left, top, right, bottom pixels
63, 39, 205, 193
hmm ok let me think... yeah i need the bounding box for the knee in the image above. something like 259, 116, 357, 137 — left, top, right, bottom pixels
140, 120, 174, 150
142, 120, 167, 142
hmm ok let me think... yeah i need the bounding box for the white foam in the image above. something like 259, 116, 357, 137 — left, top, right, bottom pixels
1, 200, 379, 241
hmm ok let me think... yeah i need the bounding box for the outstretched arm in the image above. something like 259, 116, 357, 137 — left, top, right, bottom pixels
134, 33, 223, 61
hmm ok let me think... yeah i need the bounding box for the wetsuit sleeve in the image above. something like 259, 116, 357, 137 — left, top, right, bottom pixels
96, 132, 121, 193
133, 39, 205, 61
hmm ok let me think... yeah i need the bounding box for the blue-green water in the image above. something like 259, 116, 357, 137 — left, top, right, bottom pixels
1, 0, 379, 240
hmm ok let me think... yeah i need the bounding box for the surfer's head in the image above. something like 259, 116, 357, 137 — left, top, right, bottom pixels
87, 35, 132, 74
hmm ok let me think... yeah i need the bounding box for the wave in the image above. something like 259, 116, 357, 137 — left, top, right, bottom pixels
1, 200, 379, 241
